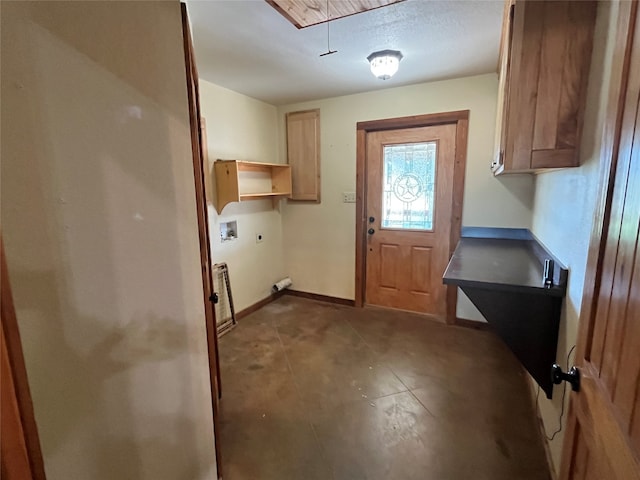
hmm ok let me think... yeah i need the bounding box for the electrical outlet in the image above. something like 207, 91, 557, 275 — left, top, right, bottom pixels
256, 233, 264, 243
342, 192, 356, 203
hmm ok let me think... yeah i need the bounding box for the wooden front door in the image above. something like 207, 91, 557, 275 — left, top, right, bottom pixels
560, 3, 640, 478
365, 124, 456, 316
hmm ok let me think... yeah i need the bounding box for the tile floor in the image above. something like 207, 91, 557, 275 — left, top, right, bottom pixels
217, 296, 551, 480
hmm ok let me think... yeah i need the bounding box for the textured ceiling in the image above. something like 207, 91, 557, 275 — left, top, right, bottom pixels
186, 0, 503, 106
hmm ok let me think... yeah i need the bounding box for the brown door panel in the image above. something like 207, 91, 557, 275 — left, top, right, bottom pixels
365, 124, 456, 316
560, 3, 640, 479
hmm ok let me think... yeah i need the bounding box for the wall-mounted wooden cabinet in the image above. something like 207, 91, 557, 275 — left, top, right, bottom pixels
213, 160, 292, 214
286, 109, 321, 202
492, 0, 597, 175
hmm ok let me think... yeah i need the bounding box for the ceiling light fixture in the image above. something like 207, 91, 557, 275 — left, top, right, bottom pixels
367, 50, 403, 80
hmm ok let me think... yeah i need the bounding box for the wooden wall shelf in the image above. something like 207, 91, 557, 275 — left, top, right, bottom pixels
214, 160, 292, 214
443, 227, 568, 398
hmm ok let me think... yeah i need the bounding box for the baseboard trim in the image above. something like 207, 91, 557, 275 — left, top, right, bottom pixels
455, 317, 492, 332
283, 289, 355, 306
238, 294, 484, 324
236, 290, 286, 320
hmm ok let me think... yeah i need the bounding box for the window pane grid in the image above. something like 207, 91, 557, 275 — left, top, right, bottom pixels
381, 142, 436, 231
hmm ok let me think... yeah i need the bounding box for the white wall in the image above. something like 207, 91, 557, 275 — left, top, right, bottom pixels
277, 74, 534, 313
198, 80, 286, 312
1, 2, 216, 479
530, 1, 617, 473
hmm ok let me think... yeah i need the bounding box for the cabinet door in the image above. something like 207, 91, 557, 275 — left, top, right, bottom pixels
492, 0, 515, 174
496, 1, 597, 175
529, 2, 596, 169
504, 0, 543, 172
286, 109, 321, 202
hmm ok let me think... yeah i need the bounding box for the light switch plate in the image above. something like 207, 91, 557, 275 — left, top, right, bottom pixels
342, 192, 356, 203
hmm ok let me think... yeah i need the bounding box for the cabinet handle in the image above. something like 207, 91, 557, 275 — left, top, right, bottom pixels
491, 151, 505, 170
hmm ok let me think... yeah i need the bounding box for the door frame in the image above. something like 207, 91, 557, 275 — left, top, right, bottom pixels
355, 110, 469, 324
180, 4, 223, 477
1, 238, 47, 480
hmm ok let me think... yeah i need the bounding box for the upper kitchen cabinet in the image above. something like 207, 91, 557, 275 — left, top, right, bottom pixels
492, 0, 597, 175
286, 109, 321, 202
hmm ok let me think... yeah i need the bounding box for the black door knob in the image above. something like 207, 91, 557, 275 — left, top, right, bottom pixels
369, 216, 375, 223
551, 364, 580, 392
209, 292, 219, 304
368, 228, 375, 235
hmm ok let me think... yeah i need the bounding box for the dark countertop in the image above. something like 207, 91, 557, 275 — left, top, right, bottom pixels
443, 229, 567, 297
443, 227, 568, 398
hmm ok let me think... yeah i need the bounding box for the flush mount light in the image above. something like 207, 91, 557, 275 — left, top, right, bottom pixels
367, 49, 403, 80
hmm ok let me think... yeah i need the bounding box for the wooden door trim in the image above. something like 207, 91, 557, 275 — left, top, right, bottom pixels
180, 4, 223, 477
559, 2, 638, 477
1, 239, 47, 480
355, 110, 469, 324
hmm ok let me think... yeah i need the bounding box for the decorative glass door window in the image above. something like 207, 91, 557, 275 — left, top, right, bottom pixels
381, 141, 436, 230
